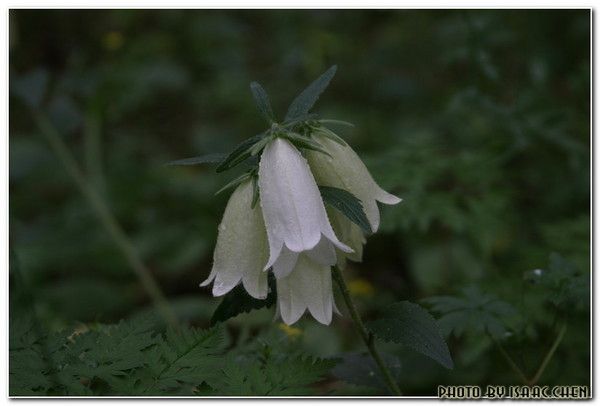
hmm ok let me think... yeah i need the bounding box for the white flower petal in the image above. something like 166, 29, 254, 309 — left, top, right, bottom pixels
276, 255, 334, 326
327, 208, 366, 269
202, 180, 269, 299
259, 138, 352, 269
306, 133, 401, 233
305, 236, 337, 266
272, 246, 299, 279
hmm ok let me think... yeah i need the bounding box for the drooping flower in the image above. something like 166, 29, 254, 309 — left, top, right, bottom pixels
258, 137, 353, 278
306, 131, 402, 233
274, 254, 335, 325
326, 207, 366, 269
200, 180, 269, 299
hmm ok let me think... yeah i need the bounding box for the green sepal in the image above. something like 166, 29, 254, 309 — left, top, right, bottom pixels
284, 132, 332, 158
215, 173, 252, 196
216, 133, 266, 173
318, 118, 355, 127
315, 126, 348, 147
165, 153, 226, 166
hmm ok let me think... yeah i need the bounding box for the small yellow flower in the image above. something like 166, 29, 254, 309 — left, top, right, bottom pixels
348, 278, 375, 298
278, 323, 303, 338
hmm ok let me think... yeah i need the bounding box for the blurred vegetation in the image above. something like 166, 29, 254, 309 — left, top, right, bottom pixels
9, 9, 590, 396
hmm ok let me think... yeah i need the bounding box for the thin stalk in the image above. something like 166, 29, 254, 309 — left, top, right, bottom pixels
83, 105, 106, 194
32, 110, 179, 329
528, 323, 567, 386
488, 334, 529, 385
332, 266, 402, 396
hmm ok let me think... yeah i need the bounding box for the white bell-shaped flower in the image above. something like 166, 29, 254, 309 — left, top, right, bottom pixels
306, 132, 402, 233
200, 180, 269, 299
275, 254, 336, 325
258, 137, 353, 277
327, 207, 366, 269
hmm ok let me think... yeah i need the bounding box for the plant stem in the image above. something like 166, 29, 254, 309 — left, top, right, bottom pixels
33, 110, 179, 329
488, 334, 529, 385
332, 266, 403, 396
528, 322, 567, 386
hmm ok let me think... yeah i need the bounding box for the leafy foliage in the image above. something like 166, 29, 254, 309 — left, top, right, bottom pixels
319, 186, 372, 234
523, 253, 589, 312
9, 314, 337, 396
423, 287, 517, 340
366, 301, 453, 369
209, 353, 336, 395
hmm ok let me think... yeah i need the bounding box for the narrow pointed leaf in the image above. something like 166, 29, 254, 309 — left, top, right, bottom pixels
319, 119, 355, 127
250, 82, 276, 123
284, 132, 332, 157
319, 186, 371, 234
284, 65, 337, 122
216, 133, 266, 173
366, 301, 454, 369
215, 173, 252, 196
317, 127, 348, 146
165, 153, 226, 166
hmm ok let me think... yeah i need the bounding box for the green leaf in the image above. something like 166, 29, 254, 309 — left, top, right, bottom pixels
165, 153, 226, 166
250, 81, 276, 123
423, 287, 517, 339
366, 301, 454, 369
284, 65, 337, 122
216, 133, 266, 173
210, 274, 276, 326
319, 186, 372, 234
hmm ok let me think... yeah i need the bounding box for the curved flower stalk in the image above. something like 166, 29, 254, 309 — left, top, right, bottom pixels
306, 131, 402, 233
258, 137, 353, 278
200, 180, 269, 299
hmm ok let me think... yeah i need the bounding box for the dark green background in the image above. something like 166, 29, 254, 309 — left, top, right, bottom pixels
9, 9, 590, 395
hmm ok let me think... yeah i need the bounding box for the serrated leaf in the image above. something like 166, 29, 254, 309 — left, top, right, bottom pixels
319, 186, 372, 234
284, 65, 337, 122
366, 301, 454, 369
250, 82, 275, 123
216, 133, 266, 173
165, 153, 226, 166
210, 274, 276, 326
423, 287, 518, 340
208, 352, 336, 396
